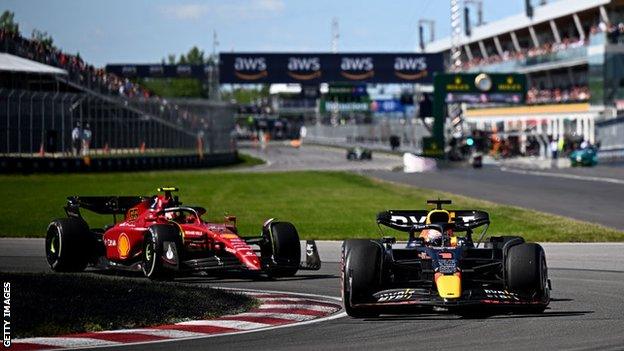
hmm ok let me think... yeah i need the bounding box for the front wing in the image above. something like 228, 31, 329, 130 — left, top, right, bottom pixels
353, 287, 548, 308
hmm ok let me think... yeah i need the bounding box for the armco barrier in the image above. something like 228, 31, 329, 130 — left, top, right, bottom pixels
0, 152, 238, 174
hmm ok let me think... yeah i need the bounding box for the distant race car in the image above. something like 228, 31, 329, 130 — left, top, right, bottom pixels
341, 199, 550, 317
347, 147, 372, 160
569, 147, 598, 167
45, 187, 320, 280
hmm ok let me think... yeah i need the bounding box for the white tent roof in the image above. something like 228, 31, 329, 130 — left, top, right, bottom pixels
0, 53, 67, 75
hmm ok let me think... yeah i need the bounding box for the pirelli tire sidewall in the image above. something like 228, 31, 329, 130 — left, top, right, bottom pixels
342, 239, 383, 317
45, 218, 92, 272
142, 224, 182, 280
265, 221, 301, 278
505, 243, 549, 301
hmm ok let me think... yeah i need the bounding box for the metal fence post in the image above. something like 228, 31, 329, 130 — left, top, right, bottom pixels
5, 90, 14, 155
16, 91, 26, 155
29, 92, 36, 156
41, 93, 48, 155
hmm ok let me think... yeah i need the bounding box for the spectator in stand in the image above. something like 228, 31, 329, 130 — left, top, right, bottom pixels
82, 123, 92, 156
550, 138, 559, 159
71, 122, 82, 156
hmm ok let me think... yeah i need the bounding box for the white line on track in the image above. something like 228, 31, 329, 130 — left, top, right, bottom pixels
176, 320, 272, 330
255, 297, 334, 304
500, 167, 624, 185
14, 337, 119, 347
120, 329, 209, 338
230, 312, 316, 321
257, 304, 338, 312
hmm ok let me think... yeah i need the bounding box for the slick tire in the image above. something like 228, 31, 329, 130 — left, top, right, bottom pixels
45, 218, 92, 272
142, 224, 181, 281
266, 221, 301, 278
342, 239, 382, 318
506, 243, 548, 312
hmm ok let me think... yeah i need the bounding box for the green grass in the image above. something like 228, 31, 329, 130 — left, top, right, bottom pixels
1, 272, 256, 338
233, 152, 265, 167
0, 171, 622, 241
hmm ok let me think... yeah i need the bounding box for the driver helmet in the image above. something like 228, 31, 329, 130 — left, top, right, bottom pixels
165, 210, 182, 222
421, 228, 443, 246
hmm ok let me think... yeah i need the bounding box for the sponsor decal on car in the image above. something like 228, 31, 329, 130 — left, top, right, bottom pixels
117, 233, 130, 259
483, 289, 520, 301
104, 238, 116, 247
127, 208, 139, 221
375, 289, 416, 302
437, 259, 457, 274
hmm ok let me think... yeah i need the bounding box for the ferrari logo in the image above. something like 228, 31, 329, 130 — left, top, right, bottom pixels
128, 208, 138, 221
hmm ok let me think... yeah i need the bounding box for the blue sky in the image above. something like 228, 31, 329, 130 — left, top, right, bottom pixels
3, 0, 525, 67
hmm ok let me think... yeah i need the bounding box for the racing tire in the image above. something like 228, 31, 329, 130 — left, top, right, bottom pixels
506, 243, 549, 312
142, 224, 181, 281
266, 221, 301, 278
342, 239, 382, 318
45, 218, 92, 272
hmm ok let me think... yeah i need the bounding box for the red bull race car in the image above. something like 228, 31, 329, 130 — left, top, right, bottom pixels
341, 199, 550, 317
45, 187, 320, 280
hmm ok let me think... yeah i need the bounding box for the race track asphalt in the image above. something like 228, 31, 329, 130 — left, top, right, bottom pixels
4, 145, 624, 350
243, 144, 624, 230
363, 165, 624, 230
2, 239, 624, 351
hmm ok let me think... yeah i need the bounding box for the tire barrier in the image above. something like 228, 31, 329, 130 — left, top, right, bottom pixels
0, 152, 238, 174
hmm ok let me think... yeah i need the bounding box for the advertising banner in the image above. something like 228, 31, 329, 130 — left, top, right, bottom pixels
370, 99, 404, 113
219, 53, 443, 84
106, 64, 215, 79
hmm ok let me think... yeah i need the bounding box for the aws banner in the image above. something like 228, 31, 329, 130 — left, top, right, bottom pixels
219, 53, 443, 84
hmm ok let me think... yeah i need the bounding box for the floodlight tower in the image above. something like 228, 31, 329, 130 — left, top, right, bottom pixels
418, 19, 435, 52
331, 18, 339, 53
212, 30, 219, 59
450, 0, 463, 71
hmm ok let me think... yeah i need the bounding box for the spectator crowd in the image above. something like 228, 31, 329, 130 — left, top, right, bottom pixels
0, 27, 213, 134
0, 28, 151, 99
460, 35, 586, 71
526, 85, 590, 104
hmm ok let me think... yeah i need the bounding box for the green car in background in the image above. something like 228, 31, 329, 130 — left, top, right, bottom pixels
570, 147, 598, 167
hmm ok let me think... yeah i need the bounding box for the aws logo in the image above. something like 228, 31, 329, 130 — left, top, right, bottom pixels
340, 57, 374, 80
394, 57, 428, 80
234, 57, 268, 81
287, 57, 321, 80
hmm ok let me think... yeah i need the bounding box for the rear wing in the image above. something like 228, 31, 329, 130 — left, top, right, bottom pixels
376, 209, 490, 232
65, 196, 147, 216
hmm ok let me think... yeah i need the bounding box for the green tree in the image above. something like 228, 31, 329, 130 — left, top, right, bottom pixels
183, 46, 206, 65
221, 86, 270, 104
31, 29, 54, 48
167, 54, 177, 64
0, 10, 19, 33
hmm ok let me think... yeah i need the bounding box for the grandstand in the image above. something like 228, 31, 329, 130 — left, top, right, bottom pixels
0, 28, 236, 172
424, 0, 624, 159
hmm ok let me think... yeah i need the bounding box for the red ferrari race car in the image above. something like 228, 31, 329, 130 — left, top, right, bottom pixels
45, 187, 320, 280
